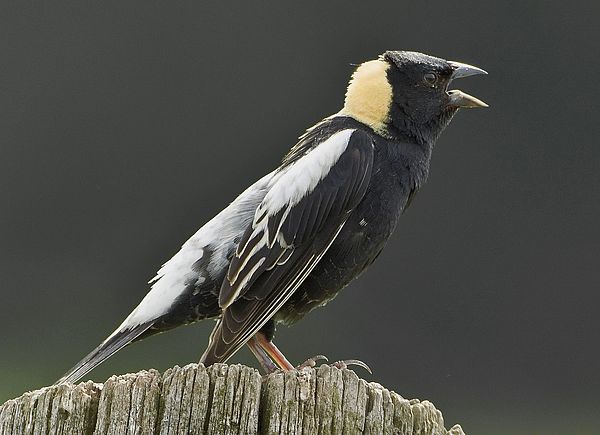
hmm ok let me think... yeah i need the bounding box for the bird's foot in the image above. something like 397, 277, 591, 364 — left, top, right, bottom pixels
330, 359, 372, 374
296, 355, 372, 374
297, 354, 329, 369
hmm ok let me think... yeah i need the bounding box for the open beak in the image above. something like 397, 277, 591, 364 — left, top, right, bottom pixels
446, 61, 488, 108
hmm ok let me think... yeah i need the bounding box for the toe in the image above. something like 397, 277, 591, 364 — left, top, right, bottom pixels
332, 359, 373, 374
297, 354, 329, 369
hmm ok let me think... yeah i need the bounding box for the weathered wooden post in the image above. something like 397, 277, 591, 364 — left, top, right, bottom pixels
0, 364, 464, 434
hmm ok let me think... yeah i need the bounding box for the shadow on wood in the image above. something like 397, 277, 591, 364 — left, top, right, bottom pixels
0, 363, 464, 434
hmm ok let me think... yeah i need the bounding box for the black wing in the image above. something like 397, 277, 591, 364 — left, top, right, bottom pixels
201, 129, 374, 365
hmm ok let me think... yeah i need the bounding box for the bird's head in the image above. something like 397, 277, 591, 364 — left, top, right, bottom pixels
340, 50, 487, 144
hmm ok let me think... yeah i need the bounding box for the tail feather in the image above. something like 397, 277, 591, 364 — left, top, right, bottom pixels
54, 322, 154, 385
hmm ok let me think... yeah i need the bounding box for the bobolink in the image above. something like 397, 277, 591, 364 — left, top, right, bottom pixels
57, 50, 487, 383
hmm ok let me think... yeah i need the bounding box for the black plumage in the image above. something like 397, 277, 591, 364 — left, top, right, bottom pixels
56, 50, 487, 383
203, 128, 374, 364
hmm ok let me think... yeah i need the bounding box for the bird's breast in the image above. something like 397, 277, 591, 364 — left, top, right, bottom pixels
276, 148, 417, 325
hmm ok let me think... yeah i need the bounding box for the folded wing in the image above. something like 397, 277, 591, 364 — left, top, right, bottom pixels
201, 128, 374, 365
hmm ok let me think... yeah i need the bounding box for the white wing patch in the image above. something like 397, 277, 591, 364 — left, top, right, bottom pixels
121, 129, 357, 325
122, 171, 275, 326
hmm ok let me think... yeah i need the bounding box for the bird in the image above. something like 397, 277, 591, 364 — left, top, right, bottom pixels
56, 50, 487, 384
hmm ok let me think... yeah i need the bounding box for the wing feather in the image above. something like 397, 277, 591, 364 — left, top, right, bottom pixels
204, 223, 345, 363
202, 129, 374, 365
218, 129, 359, 308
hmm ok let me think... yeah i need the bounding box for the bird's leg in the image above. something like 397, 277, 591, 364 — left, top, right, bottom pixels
246, 335, 279, 374
249, 330, 372, 375
252, 331, 295, 371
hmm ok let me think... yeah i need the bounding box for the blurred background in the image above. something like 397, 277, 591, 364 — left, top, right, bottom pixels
1, 2, 598, 434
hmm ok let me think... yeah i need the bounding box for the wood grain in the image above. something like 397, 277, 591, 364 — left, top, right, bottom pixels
0, 364, 464, 434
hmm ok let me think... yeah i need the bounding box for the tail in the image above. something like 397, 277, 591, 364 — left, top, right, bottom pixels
54, 321, 154, 385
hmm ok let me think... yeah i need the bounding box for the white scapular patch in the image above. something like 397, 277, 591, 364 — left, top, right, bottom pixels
257, 129, 355, 221
121, 171, 275, 326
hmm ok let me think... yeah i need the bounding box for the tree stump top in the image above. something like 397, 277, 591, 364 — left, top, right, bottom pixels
0, 363, 464, 434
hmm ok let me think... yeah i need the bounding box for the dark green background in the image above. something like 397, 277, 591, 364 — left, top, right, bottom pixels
1, 2, 598, 434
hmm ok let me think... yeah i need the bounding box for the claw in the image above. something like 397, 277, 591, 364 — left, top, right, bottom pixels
297, 354, 329, 369
331, 359, 373, 375
295, 355, 372, 375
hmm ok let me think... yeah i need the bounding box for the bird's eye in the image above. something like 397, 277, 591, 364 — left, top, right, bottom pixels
423, 72, 438, 86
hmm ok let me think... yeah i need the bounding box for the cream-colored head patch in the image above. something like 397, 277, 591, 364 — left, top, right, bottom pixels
339, 59, 392, 134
